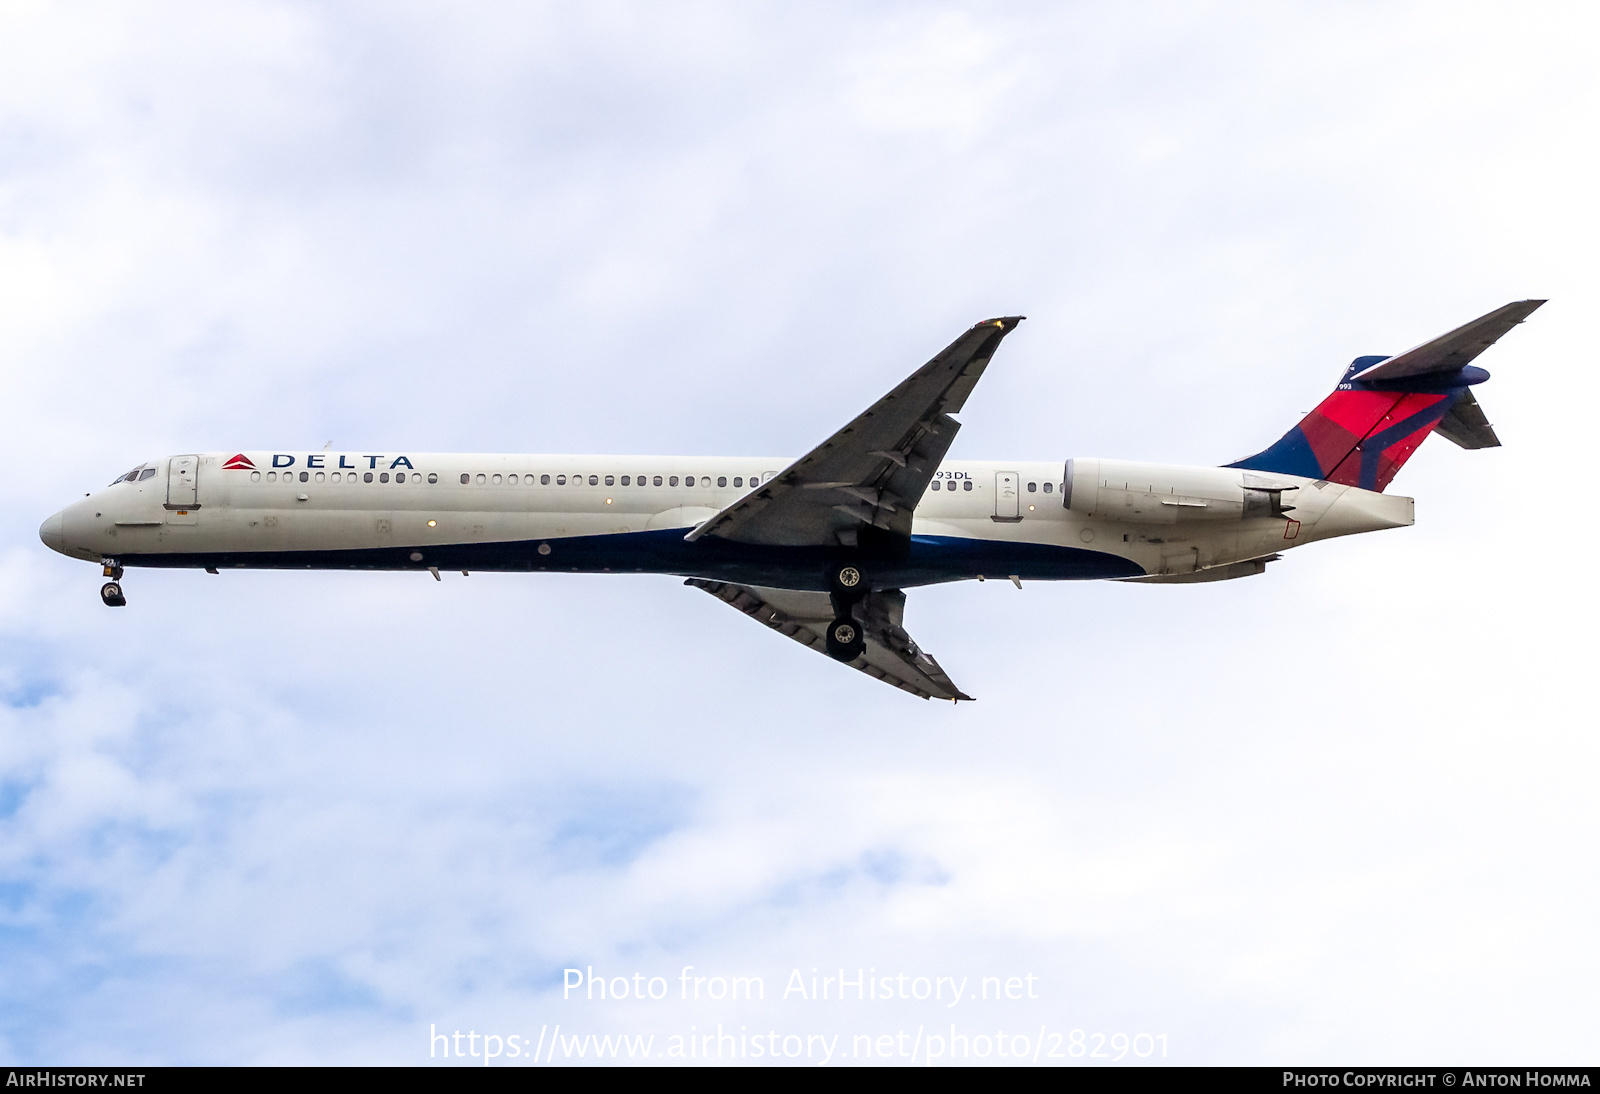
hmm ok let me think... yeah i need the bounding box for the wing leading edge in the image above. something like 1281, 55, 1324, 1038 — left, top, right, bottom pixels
687, 579, 972, 701
686, 317, 1025, 548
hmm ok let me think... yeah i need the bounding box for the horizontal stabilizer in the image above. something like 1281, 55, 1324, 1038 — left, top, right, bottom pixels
1353, 300, 1545, 383
1433, 389, 1501, 450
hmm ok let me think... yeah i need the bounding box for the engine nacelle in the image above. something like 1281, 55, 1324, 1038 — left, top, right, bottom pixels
1062, 459, 1301, 524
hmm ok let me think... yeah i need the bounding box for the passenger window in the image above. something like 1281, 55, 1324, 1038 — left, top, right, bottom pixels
605, 474, 615, 486
963, 480, 972, 491
620, 475, 630, 486
492, 474, 502, 484
380, 472, 390, 483
395, 473, 405, 483
1043, 482, 1052, 493
460, 474, 469, 484
428, 473, 438, 484
1027, 482, 1037, 492
475, 474, 486, 484
669, 476, 679, 487
251, 471, 261, 482
267, 471, 277, 481
315, 471, 326, 482
733, 477, 743, 487
654, 475, 663, 486
299, 471, 309, 482
931, 480, 941, 491
541, 474, 550, 485
717, 476, 727, 488
556, 475, 566, 485
588, 474, 598, 486
508, 474, 518, 485
364, 472, 374, 483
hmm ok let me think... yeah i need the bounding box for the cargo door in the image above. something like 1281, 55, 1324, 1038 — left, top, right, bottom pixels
993, 471, 1021, 522
166, 455, 198, 509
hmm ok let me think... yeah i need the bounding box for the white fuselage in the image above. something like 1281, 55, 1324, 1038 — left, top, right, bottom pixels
42, 450, 1414, 588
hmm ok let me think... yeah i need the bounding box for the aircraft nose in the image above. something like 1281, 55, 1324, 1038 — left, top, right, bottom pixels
39, 511, 66, 554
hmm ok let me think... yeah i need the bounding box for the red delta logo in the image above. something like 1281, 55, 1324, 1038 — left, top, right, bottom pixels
222, 454, 256, 470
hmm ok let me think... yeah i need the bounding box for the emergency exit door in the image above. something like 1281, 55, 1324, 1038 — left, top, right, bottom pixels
993, 471, 1021, 521
167, 455, 198, 509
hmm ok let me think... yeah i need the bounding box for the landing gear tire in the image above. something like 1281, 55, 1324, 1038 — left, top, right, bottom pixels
827, 563, 866, 600
100, 582, 126, 608
825, 616, 865, 662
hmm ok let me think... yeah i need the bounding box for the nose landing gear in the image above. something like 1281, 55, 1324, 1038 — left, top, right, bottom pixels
100, 558, 126, 607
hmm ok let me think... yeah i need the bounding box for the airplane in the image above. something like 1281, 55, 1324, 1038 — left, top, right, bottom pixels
39, 300, 1542, 702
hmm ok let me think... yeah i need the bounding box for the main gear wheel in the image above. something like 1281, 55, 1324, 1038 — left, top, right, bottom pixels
827, 562, 866, 600
825, 616, 865, 662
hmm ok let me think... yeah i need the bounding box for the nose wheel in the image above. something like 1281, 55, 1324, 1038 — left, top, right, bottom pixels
100, 559, 126, 607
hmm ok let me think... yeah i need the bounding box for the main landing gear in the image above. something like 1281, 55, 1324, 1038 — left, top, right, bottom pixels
101, 559, 126, 607
825, 616, 865, 662
825, 561, 868, 663
827, 563, 864, 599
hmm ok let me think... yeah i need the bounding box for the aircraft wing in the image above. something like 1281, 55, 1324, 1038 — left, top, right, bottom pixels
1353, 300, 1545, 382
685, 317, 1025, 548
687, 579, 973, 701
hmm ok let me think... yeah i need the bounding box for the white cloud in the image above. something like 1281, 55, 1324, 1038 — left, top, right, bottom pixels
1, 0, 1596, 1065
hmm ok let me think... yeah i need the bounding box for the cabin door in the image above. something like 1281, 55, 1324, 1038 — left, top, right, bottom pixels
167, 455, 198, 509
994, 471, 1020, 521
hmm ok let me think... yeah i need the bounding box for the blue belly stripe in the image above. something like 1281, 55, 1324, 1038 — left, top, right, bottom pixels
117, 528, 1143, 588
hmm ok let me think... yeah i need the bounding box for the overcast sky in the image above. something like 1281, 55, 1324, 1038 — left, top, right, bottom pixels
2, 1, 1596, 1066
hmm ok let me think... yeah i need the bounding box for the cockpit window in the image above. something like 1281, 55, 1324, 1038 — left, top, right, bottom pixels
110, 466, 144, 485
138, 468, 156, 481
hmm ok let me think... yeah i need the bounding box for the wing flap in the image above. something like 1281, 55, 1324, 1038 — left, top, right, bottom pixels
687, 579, 973, 701
686, 317, 1023, 547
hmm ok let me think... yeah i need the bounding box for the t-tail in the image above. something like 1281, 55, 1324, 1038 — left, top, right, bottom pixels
1228, 300, 1544, 491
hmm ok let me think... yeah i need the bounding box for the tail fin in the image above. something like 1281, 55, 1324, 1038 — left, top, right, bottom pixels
1228, 300, 1543, 492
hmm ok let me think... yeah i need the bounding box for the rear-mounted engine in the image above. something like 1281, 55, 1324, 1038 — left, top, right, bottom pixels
1062, 459, 1300, 524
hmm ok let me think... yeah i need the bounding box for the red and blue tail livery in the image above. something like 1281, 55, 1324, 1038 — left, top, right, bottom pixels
1229, 301, 1542, 492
